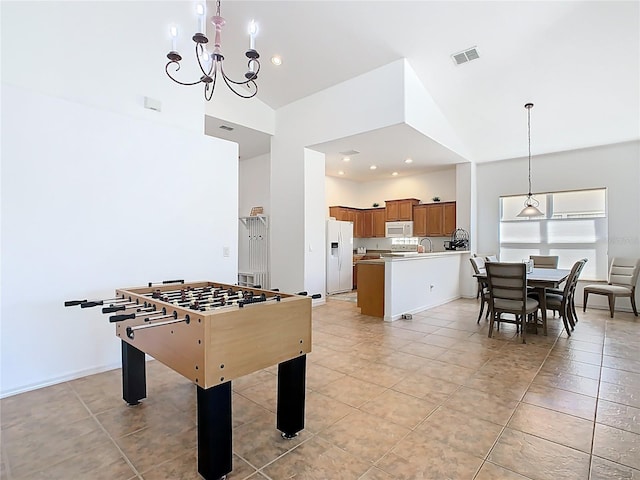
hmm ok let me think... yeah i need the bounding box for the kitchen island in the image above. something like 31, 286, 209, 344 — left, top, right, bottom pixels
357, 251, 470, 321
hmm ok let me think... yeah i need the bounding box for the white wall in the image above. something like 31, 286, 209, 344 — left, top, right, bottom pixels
304, 149, 327, 300
271, 60, 407, 293
1, 2, 240, 396
325, 176, 362, 211
403, 60, 471, 160
1, 86, 238, 397
476, 140, 640, 308
325, 168, 457, 211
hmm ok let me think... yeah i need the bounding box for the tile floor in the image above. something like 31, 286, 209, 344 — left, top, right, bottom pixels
2, 298, 640, 480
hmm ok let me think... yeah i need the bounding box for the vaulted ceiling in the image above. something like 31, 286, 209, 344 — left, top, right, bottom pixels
203, 1, 639, 181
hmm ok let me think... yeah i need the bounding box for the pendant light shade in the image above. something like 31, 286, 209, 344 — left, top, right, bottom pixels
517, 103, 544, 218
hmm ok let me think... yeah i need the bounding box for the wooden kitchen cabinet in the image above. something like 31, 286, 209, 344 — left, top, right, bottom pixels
357, 262, 385, 317
413, 204, 428, 237
385, 198, 420, 221
355, 210, 365, 238
329, 206, 350, 221
372, 208, 386, 237
443, 202, 456, 236
417, 202, 456, 236
361, 209, 373, 238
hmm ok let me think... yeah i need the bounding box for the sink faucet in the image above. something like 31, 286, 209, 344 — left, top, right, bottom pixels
420, 237, 433, 253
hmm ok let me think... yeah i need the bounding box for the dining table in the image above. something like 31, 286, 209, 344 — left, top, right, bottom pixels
474, 267, 571, 335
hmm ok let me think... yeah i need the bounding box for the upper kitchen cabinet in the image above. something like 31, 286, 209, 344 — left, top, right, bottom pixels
413, 204, 428, 237
443, 202, 456, 235
372, 208, 386, 237
414, 202, 456, 236
329, 206, 357, 224
358, 208, 385, 238
385, 199, 420, 221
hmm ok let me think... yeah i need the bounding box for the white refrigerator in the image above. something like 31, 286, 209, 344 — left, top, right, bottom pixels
326, 219, 354, 294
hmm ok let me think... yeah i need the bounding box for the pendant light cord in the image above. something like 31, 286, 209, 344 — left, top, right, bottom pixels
525, 102, 534, 197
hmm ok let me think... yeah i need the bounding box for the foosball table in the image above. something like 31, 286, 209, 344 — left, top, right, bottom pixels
65, 280, 313, 480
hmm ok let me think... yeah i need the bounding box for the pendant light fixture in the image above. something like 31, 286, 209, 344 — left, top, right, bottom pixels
517, 103, 544, 217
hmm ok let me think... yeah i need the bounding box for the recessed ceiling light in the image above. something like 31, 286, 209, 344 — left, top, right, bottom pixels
338, 170, 344, 175
370, 165, 377, 170
271, 55, 282, 66
405, 158, 413, 164
343, 157, 350, 162
392, 172, 398, 176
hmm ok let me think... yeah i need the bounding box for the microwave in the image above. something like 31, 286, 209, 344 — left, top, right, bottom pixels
385, 221, 413, 238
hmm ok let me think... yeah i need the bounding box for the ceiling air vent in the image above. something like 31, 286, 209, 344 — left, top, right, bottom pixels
452, 47, 480, 65
219, 125, 234, 131
339, 149, 360, 156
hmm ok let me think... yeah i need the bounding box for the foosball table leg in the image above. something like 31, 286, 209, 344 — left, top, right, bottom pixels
197, 382, 232, 480
121, 340, 146, 406
277, 355, 306, 439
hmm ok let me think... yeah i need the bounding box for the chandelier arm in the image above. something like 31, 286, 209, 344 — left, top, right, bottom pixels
219, 61, 260, 86
165, 61, 204, 86
195, 43, 212, 77
204, 64, 219, 101
220, 73, 258, 98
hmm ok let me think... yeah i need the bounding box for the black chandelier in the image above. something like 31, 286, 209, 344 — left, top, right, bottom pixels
165, 0, 260, 101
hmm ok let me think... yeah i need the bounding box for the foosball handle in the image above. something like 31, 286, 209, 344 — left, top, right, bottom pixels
81, 301, 103, 308
296, 291, 308, 296
110, 313, 136, 323
311, 294, 322, 299
64, 299, 87, 307
102, 305, 126, 313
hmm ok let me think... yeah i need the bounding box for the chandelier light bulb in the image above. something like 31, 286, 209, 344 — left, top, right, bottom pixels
249, 20, 258, 50
195, 3, 206, 33
169, 25, 178, 52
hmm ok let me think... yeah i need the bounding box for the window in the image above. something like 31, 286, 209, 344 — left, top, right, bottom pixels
499, 188, 607, 280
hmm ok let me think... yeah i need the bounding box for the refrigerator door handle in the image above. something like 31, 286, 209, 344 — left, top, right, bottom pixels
337, 230, 342, 269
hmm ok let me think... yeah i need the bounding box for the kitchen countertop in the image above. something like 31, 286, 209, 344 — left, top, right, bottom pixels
357, 250, 470, 263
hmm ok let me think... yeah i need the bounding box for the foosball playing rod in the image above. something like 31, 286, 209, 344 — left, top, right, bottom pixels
109, 309, 178, 323
161, 297, 246, 311
102, 304, 155, 314
108, 309, 158, 322
151, 291, 255, 304
125, 316, 190, 339
160, 294, 280, 311
147, 287, 239, 299
147, 288, 269, 304
147, 279, 185, 287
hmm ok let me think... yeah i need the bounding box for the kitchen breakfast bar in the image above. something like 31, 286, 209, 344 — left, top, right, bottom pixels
357, 251, 469, 321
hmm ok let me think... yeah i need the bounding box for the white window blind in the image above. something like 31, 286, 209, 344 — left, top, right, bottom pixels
499, 189, 607, 280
